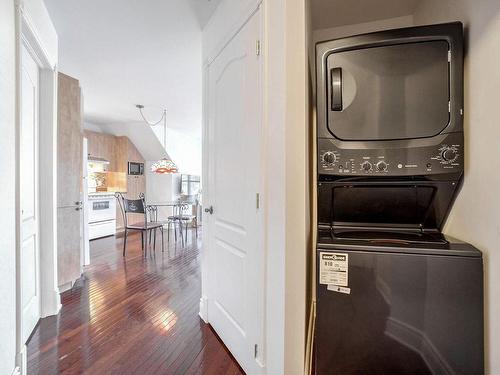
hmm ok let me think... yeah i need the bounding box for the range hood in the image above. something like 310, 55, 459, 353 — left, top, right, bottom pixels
88, 155, 110, 165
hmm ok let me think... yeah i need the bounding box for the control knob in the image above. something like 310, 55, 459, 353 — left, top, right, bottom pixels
361, 161, 372, 172
441, 147, 458, 162
376, 161, 388, 172
322, 152, 337, 165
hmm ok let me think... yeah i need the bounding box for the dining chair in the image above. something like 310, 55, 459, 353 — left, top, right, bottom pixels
177, 199, 199, 241
115, 192, 164, 256
166, 203, 185, 244
147, 204, 182, 245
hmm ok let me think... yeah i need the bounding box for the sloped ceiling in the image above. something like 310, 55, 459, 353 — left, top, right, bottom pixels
44, 0, 203, 136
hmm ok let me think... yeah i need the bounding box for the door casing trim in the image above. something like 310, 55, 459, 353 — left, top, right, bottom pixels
15, 3, 60, 374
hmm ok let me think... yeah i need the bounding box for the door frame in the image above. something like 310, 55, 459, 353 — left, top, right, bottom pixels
15, 3, 60, 373
200, 0, 266, 371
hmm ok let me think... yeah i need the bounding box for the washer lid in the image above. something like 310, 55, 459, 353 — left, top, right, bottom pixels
317, 229, 482, 257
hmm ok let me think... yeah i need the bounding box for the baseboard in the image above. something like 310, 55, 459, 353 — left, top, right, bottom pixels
199, 295, 208, 323
58, 281, 73, 294
385, 317, 454, 375
41, 288, 62, 318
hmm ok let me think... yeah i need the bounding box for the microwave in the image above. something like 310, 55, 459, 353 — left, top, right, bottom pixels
128, 162, 144, 175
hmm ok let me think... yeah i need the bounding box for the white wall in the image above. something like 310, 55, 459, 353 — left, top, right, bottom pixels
83, 121, 103, 133
0, 1, 18, 374
413, 1, 500, 373
151, 126, 202, 176
145, 164, 181, 219
145, 163, 180, 201
22, 0, 58, 67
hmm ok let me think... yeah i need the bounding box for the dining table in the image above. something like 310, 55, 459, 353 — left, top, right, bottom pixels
146, 200, 197, 243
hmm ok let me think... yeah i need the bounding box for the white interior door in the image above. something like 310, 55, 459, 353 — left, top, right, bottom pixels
20, 44, 40, 343
206, 9, 264, 374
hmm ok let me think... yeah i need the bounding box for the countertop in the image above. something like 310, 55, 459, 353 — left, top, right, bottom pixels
88, 191, 120, 198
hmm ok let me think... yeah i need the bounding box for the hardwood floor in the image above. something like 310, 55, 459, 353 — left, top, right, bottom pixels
27, 229, 244, 375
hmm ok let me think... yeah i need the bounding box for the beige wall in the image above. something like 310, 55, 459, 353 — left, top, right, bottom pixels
413, 1, 500, 373
312, 15, 413, 42
263, 0, 287, 373
0, 0, 17, 373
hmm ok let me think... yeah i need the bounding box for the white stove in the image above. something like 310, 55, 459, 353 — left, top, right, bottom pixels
87, 193, 116, 240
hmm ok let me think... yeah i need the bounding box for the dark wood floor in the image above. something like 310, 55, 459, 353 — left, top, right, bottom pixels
27, 229, 244, 375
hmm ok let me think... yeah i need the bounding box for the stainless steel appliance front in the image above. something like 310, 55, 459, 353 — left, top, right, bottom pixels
315, 241, 483, 375
316, 22, 464, 178
314, 22, 484, 375
128, 161, 144, 175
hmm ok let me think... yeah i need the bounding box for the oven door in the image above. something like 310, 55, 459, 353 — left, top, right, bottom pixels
326, 40, 450, 141
88, 198, 116, 223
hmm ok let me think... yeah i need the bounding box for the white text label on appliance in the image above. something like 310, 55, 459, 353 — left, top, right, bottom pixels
327, 285, 351, 294
319, 252, 348, 286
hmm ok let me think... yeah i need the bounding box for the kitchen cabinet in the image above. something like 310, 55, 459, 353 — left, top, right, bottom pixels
84, 132, 146, 231
84, 130, 117, 171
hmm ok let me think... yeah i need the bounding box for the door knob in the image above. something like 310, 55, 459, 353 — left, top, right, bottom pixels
204, 206, 214, 215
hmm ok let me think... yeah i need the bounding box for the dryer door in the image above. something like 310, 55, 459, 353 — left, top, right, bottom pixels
326, 40, 450, 141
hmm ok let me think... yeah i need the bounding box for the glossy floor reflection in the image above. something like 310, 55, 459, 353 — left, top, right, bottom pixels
27, 229, 244, 374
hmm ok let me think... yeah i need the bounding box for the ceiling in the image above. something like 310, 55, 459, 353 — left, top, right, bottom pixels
189, 0, 222, 28
311, 0, 420, 30
44, 0, 219, 135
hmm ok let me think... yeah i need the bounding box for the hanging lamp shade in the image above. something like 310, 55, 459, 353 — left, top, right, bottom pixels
136, 104, 178, 174
150, 158, 178, 174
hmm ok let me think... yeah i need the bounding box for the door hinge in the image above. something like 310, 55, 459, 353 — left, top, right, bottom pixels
254, 344, 258, 358
256, 193, 260, 209
256, 40, 261, 56
448, 101, 451, 113
448, 50, 451, 62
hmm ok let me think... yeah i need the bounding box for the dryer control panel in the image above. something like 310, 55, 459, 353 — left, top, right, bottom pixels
318, 133, 463, 176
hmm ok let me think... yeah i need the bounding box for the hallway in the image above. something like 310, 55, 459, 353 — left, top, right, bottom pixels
27, 231, 244, 374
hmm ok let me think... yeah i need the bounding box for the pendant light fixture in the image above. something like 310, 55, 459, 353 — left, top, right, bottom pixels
136, 104, 178, 174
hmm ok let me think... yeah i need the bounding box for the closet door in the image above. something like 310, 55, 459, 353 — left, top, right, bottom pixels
205, 8, 264, 374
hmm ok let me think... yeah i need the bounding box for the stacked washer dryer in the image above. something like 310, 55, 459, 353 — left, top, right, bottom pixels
314, 23, 484, 374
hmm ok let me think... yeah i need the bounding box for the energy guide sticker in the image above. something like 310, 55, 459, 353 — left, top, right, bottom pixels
319, 252, 348, 286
